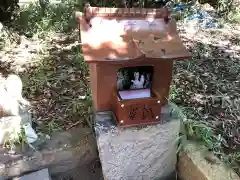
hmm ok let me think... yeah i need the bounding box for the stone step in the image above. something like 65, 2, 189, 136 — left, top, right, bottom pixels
0, 127, 97, 180
12, 169, 51, 180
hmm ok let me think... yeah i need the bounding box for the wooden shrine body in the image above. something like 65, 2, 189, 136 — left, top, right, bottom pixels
76, 6, 191, 127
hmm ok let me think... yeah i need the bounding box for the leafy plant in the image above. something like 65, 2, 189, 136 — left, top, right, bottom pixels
39, 120, 62, 135
169, 85, 178, 101
3, 125, 28, 151
13, 0, 76, 38
0, 0, 19, 22
216, 0, 234, 17
170, 102, 239, 174
228, 7, 240, 23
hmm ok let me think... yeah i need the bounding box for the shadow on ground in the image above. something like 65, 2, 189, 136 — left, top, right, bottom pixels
172, 23, 240, 173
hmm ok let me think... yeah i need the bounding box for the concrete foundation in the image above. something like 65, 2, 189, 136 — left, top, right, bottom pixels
94, 104, 181, 180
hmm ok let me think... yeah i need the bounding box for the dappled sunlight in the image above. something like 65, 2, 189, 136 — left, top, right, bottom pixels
0, 36, 45, 73
171, 17, 240, 174
0, 0, 240, 177
0, 0, 77, 73
78, 8, 191, 62
1, 0, 92, 134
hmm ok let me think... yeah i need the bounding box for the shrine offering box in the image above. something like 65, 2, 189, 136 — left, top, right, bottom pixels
76, 5, 191, 127
116, 89, 162, 127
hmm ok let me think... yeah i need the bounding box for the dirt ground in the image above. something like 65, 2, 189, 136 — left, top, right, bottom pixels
0, 1, 239, 177
51, 159, 104, 180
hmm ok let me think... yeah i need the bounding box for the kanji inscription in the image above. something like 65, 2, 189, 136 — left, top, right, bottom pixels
129, 106, 138, 120
128, 104, 155, 121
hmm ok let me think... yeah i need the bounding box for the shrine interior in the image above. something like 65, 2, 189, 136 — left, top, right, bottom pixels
116, 65, 154, 100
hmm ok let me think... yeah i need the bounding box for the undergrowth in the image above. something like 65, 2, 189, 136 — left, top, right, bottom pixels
3, 125, 28, 151
228, 7, 240, 24
170, 82, 240, 174
1, 0, 84, 148
0, 0, 239, 174
13, 0, 77, 38
1, 0, 78, 51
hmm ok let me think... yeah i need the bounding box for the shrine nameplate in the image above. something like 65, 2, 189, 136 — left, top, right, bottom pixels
116, 92, 161, 127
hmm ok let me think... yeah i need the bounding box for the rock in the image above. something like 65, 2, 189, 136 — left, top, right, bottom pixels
22, 123, 38, 144
0, 116, 22, 144
178, 142, 240, 180
201, 3, 215, 11
5, 74, 30, 107
52, 159, 104, 180
0, 103, 32, 145
0, 73, 32, 144
0, 86, 19, 116
0, 109, 32, 144
0, 127, 97, 180
94, 104, 181, 180
4, 74, 23, 99
13, 168, 51, 180
0, 74, 30, 117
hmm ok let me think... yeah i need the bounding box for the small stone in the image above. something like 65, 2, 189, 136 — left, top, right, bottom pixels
23, 123, 38, 144
8, 150, 16, 155
78, 95, 86, 100
0, 116, 22, 144
204, 152, 220, 165
46, 135, 51, 140
0, 164, 5, 169
55, 44, 61, 49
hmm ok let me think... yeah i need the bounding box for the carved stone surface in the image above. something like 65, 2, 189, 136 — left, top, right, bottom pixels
0, 127, 98, 180
178, 141, 240, 180
94, 104, 180, 180
0, 73, 32, 144
13, 168, 51, 180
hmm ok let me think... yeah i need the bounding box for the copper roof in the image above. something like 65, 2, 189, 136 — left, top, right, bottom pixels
76, 7, 191, 63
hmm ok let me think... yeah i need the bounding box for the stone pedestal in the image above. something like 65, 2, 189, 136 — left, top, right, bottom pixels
0, 127, 98, 180
13, 168, 51, 180
94, 104, 181, 180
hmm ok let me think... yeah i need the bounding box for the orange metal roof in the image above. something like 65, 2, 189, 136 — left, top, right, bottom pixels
76, 7, 191, 63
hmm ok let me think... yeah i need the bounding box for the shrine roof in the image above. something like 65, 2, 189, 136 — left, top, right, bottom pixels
76, 7, 191, 63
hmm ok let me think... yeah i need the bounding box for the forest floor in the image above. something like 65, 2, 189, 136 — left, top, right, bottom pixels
0, 0, 239, 177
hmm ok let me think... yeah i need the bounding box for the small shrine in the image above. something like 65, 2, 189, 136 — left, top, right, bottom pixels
76, 5, 191, 127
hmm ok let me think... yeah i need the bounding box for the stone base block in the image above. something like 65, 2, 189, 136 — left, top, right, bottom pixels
178, 141, 240, 180
94, 104, 180, 180
13, 168, 51, 180
0, 127, 97, 180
